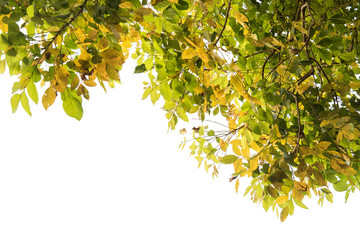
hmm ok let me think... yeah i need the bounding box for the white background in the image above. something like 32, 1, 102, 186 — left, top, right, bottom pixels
0, 60, 359, 239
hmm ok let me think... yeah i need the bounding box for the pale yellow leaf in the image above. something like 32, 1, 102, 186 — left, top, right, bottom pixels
235, 178, 240, 193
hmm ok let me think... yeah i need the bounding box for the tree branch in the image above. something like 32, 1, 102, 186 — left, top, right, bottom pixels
213, 0, 232, 46
262, 50, 276, 79
35, 0, 89, 67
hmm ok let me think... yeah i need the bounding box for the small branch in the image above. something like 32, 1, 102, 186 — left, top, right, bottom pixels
310, 57, 340, 109
213, 0, 232, 46
296, 65, 314, 85
301, 93, 320, 120
265, 42, 309, 79
262, 50, 276, 79
35, 0, 89, 67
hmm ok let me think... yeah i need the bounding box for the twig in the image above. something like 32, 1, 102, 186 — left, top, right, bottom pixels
262, 50, 276, 79
296, 65, 314, 85
301, 93, 320, 120
34, 0, 89, 67
213, 0, 232, 46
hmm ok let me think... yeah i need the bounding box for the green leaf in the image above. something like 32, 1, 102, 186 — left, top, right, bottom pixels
142, 87, 152, 100
61, 88, 83, 120
293, 199, 309, 209
176, 106, 189, 122
10, 93, 21, 113
134, 64, 146, 73
333, 180, 349, 192
20, 92, 31, 116
26, 5, 35, 18
26, 79, 38, 104
159, 82, 172, 101
220, 155, 238, 164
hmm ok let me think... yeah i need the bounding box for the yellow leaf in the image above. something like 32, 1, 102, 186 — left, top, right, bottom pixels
242, 144, 250, 158
336, 131, 343, 143
83, 80, 97, 87
101, 49, 124, 67
317, 141, 332, 150
292, 22, 308, 34
184, 37, 197, 48
276, 195, 288, 205
98, 38, 109, 50
196, 48, 210, 63
280, 206, 289, 222
233, 159, 242, 173
220, 139, 228, 152
230, 75, 261, 105
229, 118, 237, 130
119, 1, 132, 8
97, 60, 108, 81
235, 178, 240, 193
182, 48, 197, 59
293, 181, 307, 191
233, 11, 249, 28
232, 144, 242, 155
42, 87, 56, 110
249, 141, 261, 152
52, 66, 69, 92
313, 170, 327, 186
249, 156, 258, 170
292, 188, 304, 201
194, 86, 204, 94
342, 130, 355, 140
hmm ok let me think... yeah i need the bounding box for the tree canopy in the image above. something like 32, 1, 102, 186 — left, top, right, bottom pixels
1, 0, 360, 221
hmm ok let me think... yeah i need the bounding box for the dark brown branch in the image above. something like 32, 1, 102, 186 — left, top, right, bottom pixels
301, 93, 320, 120
296, 65, 314, 85
35, 0, 89, 67
262, 50, 276, 79
213, 0, 232, 46
310, 57, 340, 109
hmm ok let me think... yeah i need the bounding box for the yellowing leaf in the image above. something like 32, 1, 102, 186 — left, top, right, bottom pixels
101, 49, 124, 67
276, 195, 288, 205
182, 48, 197, 59
230, 75, 261, 105
293, 181, 307, 191
220, 139, 228, 152
313, 170, 327, 186
280, 206, 289, 222
249, 156, 258, 170
119, 1, 132, 8
52, 66, 69, 92
235, 178, 240, 193
233, 159, 242, 173
229, 118, 237, 130
194, 86, 204, 94
196, 48, 210, 63
292, 21, 308, 34
42, 87, 56, 110
292, 189, 304, 201
242, 144, 250, 158
317, 141, 332, 150
220, 155, 238, 164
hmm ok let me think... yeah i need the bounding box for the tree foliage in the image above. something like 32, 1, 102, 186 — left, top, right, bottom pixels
1, 0, 360, 220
